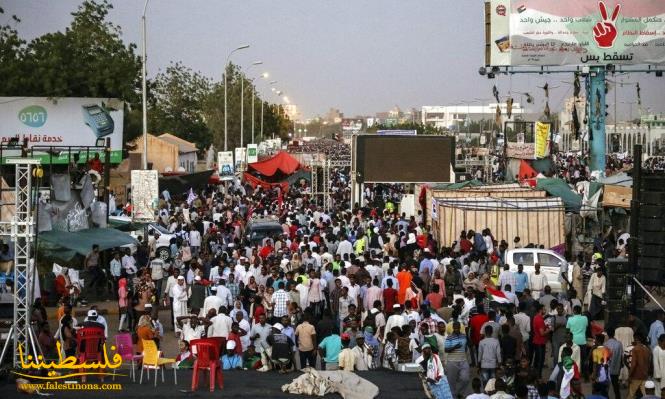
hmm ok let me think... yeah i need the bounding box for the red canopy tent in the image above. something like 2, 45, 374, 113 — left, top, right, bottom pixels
243, 151, 302, 192
247, 151, 300, 176
518, 160, 538, 187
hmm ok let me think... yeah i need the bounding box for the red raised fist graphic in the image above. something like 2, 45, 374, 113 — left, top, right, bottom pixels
593, 1, 620, 49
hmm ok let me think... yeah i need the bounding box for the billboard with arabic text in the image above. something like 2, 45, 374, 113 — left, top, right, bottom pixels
486, 0, 665, 66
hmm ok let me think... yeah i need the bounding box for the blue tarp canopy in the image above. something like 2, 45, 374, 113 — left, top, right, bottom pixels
39, 228, 137, 259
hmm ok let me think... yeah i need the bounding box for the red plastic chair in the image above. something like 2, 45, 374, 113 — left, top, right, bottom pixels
76, 327, 105, 382
113, 332, 143, 381
191, 342, 223, 392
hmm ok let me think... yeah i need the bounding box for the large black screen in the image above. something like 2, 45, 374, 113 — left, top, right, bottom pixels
354, 135, 455, 183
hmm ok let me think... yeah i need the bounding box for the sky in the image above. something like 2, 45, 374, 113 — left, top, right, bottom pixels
3, 0, 665, 120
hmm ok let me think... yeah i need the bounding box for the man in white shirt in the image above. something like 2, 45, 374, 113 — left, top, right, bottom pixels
189, 229, 202, 258
150, 257, 168, 299
121, 250, 137, 277
235, 312, 252, 352
529, 263, 549, 299
250, 314, 272, 352
201, 290, 223, 318
384, 304, 407, 340
336, 237, 353, 258
208, 307, 233, 338
215, 280, 233, 308
171, 276, 188, 336
514, 303, 532, 345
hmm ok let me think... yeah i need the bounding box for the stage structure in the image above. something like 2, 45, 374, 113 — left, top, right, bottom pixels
0, 158, 42, 367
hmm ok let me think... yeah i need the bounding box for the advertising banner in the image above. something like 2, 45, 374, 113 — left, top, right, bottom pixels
505, 121, 536, 159
234, 147, 247, 172
130, 170, 159, 222
534, 121, 551, 158
217, 151, 234, 180
0, 97, 124, 162
247, 144, 258, 164
487, 0, 665, 66
341, 119, 363, 135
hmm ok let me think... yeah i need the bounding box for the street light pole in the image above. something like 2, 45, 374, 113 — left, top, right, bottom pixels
261, 80, 277, 140
224, 44, 249, 152
240, 76, 244, 148
141, 0, 150, 170
243, 62, 263, 146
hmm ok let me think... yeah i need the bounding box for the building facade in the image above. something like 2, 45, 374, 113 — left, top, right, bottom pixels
421, 103, 524, 129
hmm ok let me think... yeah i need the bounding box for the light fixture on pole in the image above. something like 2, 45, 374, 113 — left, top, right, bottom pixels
141, 0, 151, 170
241, 60, 262, 148
224, 44, 249, 151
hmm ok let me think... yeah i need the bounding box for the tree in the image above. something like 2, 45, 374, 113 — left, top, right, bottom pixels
0, 1, 142, 142
0, 9, 27, 96
149, 62, 212, 149
203, 63, 292, 151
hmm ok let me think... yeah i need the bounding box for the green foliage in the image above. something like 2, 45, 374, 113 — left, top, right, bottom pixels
149, 62, 212, 149
1, 1, 291, 151
203, 63, 292, 151
0, 1, 141, 100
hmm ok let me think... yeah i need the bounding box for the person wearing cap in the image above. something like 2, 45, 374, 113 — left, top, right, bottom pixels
171, 275, 188, 337
638, 380, 660, 399
384, 303, 406, 341
351, 332, 372, 370
221, 340, 242, 370
189, 275, 206, 311
82, 307, 106, 337
83, 305, 108, 337
338, 333, 355, 371
416, 342, 452, 399
266, 322, 295, 373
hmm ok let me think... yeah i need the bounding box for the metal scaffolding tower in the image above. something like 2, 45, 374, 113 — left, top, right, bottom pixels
0, 158, 40, 367
309, 158, 334, 213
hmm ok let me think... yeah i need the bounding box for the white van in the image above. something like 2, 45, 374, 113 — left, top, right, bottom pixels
504, 249, 571, 293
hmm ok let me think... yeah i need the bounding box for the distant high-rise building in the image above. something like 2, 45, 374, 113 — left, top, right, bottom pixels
324, 108, 344, 124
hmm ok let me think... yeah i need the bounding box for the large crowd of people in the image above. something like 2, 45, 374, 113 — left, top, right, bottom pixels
12, 140, 664, 399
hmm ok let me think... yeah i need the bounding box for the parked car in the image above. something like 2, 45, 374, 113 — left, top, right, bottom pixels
504, 248, 571, 293
246, 217, 284, 246
111, 216, 174, 260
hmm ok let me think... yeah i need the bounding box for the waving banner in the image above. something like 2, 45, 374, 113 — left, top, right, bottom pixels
486, 0, 665, 66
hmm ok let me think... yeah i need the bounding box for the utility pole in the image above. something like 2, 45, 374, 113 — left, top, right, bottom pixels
141, 0, 150, 170
588, 66, 607, 173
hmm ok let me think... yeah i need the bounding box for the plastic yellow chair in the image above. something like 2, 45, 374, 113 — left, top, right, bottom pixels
139, 339, 177, 387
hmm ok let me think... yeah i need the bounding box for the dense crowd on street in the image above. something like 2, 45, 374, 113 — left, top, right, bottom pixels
15, 141, 664, 399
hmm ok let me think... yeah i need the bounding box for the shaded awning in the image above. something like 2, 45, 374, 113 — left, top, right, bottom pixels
536, 178, 582, 213
39, 228, 138, 258
159, 170, 214, 194
247, 151, 300, 177
243, 172, 289, 191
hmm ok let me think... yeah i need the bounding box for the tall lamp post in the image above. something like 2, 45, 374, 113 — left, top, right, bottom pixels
251, 72, 269, 144
141, 0, 151, 170
241, 61, 262, 148
262, 80, 277, 140
242, 61, 262, 147
224, 44, 249, 151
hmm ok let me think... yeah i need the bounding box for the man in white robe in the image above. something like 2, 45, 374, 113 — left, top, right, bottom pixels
171, 276, 188, 336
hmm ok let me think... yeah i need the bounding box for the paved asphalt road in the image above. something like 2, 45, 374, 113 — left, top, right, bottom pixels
0, 369, 425, 398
